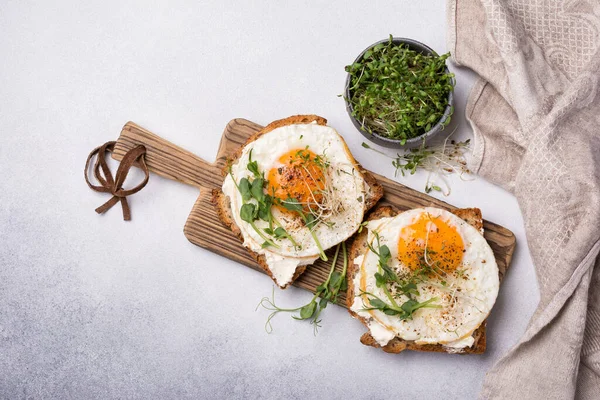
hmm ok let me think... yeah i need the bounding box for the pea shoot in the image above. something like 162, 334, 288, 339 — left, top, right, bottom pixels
281, 197, 327, 261
345, 35, 454, 143
257, 242, 348, 335
230, 146, 339, 252
359, 231, 441, 319
228, 152, 301, 250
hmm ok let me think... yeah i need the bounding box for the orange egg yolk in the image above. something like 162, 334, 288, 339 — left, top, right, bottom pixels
267, 148, 325, 212
397, 214, 464, 273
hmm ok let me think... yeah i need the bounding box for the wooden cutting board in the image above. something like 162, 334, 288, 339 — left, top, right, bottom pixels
113, 120, 516, 305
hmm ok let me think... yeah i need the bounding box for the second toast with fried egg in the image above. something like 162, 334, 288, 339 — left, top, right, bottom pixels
347, 205, 505, 354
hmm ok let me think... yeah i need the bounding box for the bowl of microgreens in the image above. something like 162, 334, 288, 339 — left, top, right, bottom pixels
344, 36, 455, 148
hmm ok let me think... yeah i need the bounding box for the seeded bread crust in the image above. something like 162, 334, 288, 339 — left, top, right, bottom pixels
346, 205, 502, 354
212, 115, 384, 289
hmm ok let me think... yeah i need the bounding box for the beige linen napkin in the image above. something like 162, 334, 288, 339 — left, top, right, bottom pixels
447, 0, 600, 399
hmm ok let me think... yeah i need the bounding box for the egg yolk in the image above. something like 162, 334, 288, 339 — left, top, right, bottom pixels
267, 148, 326, 211
397, 213, 464, 273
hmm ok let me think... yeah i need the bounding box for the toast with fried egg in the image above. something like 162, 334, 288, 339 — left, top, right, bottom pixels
213, 115, 383, 289
347, 205, 505, 354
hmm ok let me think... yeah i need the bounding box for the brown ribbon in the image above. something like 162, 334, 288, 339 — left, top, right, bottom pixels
84, 141, 149, 221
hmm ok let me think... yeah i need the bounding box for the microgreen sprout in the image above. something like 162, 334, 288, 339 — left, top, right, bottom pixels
236, 146, 354, 256
230, 154, 301, 250
282, 197, 327, 261
286, 148, 346, 228
345, 34, 455, 143
359, 230, 441, 319
361, 127, 472, 195
357, 221, 368, 233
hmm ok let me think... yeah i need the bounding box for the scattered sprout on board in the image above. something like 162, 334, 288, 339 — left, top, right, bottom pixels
362, 129, 473, 196
257, 242, 348, 335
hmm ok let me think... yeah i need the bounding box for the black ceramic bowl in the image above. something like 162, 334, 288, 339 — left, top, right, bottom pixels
344, 37, 454, 149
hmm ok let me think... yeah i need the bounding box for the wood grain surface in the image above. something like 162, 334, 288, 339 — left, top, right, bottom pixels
113, 120, 516, 305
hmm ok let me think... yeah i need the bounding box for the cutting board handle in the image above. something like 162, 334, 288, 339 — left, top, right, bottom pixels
112, 122, 222, 189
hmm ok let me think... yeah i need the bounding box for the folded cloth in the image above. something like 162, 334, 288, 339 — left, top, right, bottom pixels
447, 0, 600, 399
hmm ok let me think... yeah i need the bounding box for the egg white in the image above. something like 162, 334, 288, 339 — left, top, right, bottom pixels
350, 207, 499, 350
222, 122, 367, 286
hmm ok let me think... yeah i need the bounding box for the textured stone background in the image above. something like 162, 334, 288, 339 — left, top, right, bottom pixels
0, 1, 537, 399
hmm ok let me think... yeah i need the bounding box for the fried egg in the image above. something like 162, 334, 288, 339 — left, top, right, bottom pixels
222, 122, 368, 287
350, 207, 499, 351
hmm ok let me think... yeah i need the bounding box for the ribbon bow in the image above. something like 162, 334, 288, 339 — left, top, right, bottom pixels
84, 141, 149, 221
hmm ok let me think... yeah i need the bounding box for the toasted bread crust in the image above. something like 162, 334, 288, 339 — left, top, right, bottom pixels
213, 115, 384, 289
453, 207, 484, 234
360, 164, 384, 211
346, 205, 499, 354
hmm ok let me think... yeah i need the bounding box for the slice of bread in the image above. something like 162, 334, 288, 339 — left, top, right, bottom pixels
346, 205, 503, 354
212, 115, 384, 289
